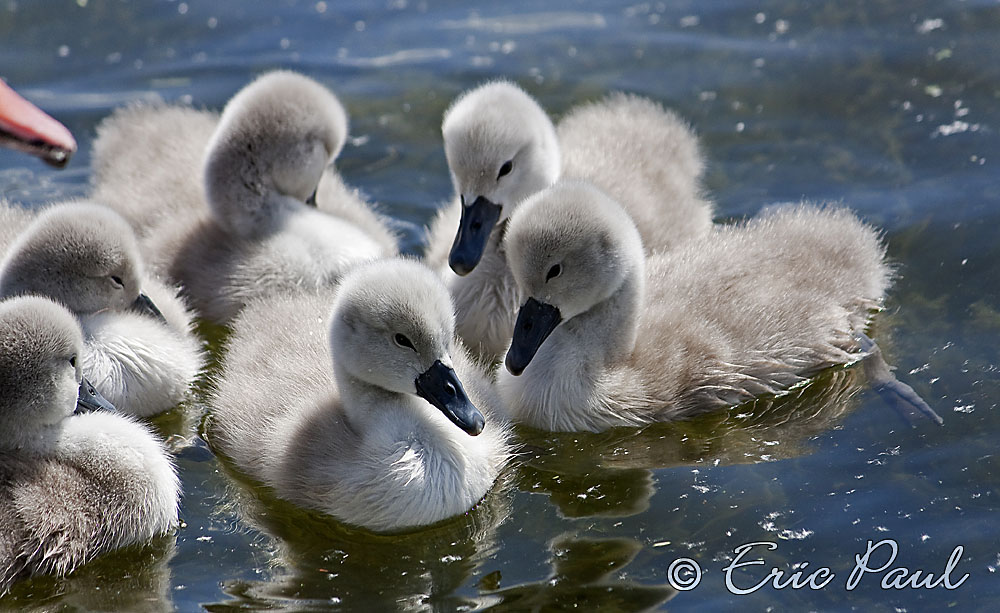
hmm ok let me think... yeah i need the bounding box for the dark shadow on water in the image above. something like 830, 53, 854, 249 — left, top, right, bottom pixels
0, 535, 177, 612
200, 448, 516, 612
194, 358, 920, 610
514, 365, 870, 520
145, 318, 233, 455
476, 534, 676, 612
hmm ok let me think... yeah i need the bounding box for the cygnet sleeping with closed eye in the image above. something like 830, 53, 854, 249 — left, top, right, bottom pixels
424, 81, 713, 363
498, 181, 898, 432
91, 71, 398, 324
0, 201, 204, 416
0, 296, 179, 593
208, 258, 512, 532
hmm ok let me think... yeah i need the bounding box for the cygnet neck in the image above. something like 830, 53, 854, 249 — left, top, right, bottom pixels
330, 356, 428, 441
562, 257, 645, 370
216, 189, 309, 240
1, 419, 64, 454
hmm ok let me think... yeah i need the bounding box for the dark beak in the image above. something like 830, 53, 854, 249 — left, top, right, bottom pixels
132, 292, 167, 323
505, 297, 562, 376
75, 377, 117, 414
304, 187, 318, 207
448, 195, 502, 276
414, 359, 485, 435
0, 80, 76, 168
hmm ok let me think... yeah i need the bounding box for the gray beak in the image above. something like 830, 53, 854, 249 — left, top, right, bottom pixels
132, 292, 166, 323
414, 360, 485, 435
75, 377, 116, 414
505, 297, 562, 376
448, 195, 502, 276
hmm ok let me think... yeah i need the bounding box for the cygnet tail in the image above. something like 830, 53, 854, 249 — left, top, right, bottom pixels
857, 331, 943, 426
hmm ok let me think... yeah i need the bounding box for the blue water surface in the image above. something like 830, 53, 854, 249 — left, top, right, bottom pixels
1, 0, 998, 610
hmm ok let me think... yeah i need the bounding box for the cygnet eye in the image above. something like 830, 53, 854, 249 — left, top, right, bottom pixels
545, 263, 562, 282
110, 275, 125, 289
394, 333, 416, 351
69, 355, 77, 368
497, 160, 513, 180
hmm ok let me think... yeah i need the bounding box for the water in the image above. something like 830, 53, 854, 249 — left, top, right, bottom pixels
1, 0, 998, 610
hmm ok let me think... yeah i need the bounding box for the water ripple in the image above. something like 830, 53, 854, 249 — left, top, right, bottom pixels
439, 12, 606, 35
336, 48, 452, 68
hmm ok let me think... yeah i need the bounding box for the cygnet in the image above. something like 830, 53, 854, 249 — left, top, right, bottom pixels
91, 70, 397, 324
208, 258, 511, 532
498, 181, 894, 432
0, 201, 204, 416
0, 295, 178, 593
425, 81, 713, 362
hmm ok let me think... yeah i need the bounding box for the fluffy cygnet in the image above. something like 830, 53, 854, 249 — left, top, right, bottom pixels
0, 201, 204, 416
425, 81, 712, 362
208, 258, 511, 532
498, 181, 892, 432
0, 296, 179, 593
91, 103, 219, 234
91, 70, 397, 324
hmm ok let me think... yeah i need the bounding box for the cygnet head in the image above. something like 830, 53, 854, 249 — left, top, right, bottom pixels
204, 70, 349, 238
0, 202, 164, 320
0, 296, 115, 450
329, 259, 485, 435
503, 181, 644, 375
442, 81, 561, 275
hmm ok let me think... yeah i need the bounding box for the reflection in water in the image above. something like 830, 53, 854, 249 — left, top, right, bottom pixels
476, 533, 675, 611
517, 365, 867, 519
145, 402, 204, 457
154, 318, 234, 455
202, 460, 515, 611
0, 535, 177, 612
